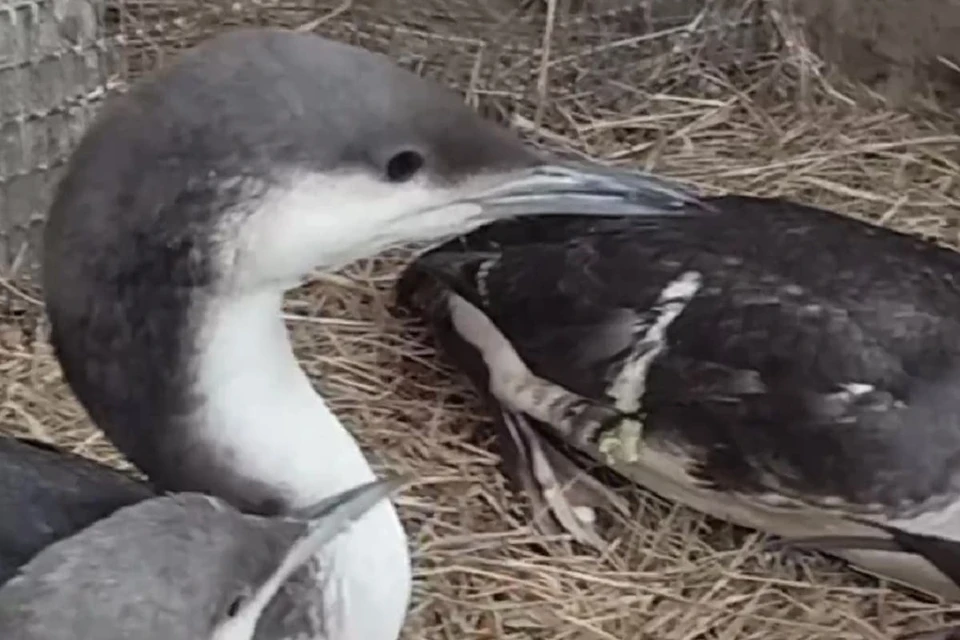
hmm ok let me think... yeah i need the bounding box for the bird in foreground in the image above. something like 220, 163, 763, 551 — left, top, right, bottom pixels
0, 436, 153, 586
0, 476, 403, 639
19, 26, 712, 640
396, 194, 960, 602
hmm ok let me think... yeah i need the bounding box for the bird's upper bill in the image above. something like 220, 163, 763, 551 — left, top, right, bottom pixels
455, 161, 709, 220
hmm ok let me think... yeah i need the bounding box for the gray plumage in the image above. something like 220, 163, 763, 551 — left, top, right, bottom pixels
0, 436, 154, 585
1, 494, 299, 639
0, 477, 402, 640
395, 194, 960, 600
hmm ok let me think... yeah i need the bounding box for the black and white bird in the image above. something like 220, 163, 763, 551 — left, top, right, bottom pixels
396, 194, 960, 602
2, 26, 711, 638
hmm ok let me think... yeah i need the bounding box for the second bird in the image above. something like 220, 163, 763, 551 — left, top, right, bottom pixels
397, 194, 960, 601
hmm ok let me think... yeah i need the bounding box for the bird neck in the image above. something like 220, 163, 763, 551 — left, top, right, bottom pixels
195, 288, 412, 640
195, 287, 376, 504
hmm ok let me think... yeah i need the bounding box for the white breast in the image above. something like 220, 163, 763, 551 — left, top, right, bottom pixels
194, 290, 412, 640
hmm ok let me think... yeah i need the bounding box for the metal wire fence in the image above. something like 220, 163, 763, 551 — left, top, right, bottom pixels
0, 0, 119, 277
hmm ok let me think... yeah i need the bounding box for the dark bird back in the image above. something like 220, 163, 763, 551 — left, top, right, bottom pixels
396, 195, 960, 599
0, 436, 154, 585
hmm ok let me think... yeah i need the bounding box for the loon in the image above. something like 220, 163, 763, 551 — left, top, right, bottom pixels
396, 194, 960, 603
2, 26, 710, 638
0, 473, 403, 639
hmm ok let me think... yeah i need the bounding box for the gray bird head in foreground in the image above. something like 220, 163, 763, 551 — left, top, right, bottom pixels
44, 27, 708, 301
36, 28, 709, 640
0, 477, 404, 640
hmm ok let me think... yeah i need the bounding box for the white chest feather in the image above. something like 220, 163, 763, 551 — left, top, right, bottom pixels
223, 170, 487, 291
194, 291, 412, 640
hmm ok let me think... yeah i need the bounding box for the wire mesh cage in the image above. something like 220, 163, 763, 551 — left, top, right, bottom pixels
0, 0, 119, 277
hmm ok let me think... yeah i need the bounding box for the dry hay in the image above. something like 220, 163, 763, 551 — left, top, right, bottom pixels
785, 0, 960, 109
4, 0, 960, 638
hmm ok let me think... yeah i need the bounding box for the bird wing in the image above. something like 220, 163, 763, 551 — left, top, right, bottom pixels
0, 436, 154, 585
399, 195, 960, 519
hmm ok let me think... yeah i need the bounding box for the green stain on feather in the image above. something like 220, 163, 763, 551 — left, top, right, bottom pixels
598, 414, 645, 465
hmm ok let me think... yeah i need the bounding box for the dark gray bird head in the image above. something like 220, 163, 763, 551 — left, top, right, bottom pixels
36, 30, 708, 640
43, 27, 707, 299
0, 477, 404, 640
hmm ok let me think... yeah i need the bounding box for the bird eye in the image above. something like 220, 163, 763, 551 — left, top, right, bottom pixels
224, 592, 247, 618
384, 149, 424, 183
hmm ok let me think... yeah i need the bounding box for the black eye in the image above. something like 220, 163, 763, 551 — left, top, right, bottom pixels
225, 593, 246, 618
384, 149, 424, 183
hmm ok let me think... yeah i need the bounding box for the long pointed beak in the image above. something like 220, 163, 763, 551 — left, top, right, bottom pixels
293, 475, 411, 541
466, 162, 714, 219
218, 476, 412, 638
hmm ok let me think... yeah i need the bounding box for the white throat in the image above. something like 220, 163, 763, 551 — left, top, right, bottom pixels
195, 288, 411, 640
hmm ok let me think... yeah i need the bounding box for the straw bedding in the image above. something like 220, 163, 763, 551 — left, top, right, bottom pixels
3, 0, 960, 637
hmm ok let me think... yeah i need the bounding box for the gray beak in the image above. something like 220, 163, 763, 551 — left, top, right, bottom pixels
468, 162, 713, 219
211, 476, 412, 638
292, 475, 411, 543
